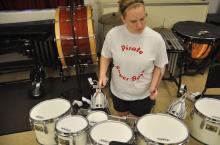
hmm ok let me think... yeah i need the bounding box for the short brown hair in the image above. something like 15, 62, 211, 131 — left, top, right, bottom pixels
118, 0, 144, 15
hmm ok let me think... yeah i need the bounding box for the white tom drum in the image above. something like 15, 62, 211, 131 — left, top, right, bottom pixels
29, 98, 71, 145
189, 98, 220, 145
136, 113, 189, 145
55, 115, 89, 145
89, 120, 134, 145
86, 111, 108, 126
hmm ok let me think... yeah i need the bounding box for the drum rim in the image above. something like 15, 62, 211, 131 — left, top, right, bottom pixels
173, 30, 217, 41
29, 98, 72, 123
55, 115, 89, 137
193, 98, 220, 123
136, 113, 189, 144
89, 120, 134, 144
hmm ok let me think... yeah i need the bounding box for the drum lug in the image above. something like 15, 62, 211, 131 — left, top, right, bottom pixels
29, 120, 34, 130
43, 122, 48, 134
190, 109, 194, 119
58, 137, 70, 145
200, 118, 205, 129
147, 140, 159, 145
54, 135, 58, 143
71, 135, 75, 145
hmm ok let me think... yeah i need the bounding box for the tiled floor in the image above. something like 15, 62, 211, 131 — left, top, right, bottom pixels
0, 65, 218, 145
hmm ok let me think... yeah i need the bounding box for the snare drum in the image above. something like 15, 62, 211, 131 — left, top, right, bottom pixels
86, 111, 108, 126
136, 113, 189, 145
29, 98, 71, 145
89, 120, 134, 145
55, 115, 89, 145
189, 98, 220, 145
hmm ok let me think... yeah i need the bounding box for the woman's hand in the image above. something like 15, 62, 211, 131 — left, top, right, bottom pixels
149, 87, 158, 100
98, 75, 108, 88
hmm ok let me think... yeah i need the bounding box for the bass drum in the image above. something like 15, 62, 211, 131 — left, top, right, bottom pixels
55, 6, 97, 68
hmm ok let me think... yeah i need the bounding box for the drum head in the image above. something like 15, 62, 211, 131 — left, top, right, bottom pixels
195, 98, 220, 121
173, 21, 220, 42
30, 98, 71, 121
90, 120, 133, 144
136, 114, 188, 144
56, 115, 88, 134
87, 111, 108, 126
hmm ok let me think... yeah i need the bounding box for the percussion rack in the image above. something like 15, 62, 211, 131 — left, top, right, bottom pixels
157, 28, 185, 96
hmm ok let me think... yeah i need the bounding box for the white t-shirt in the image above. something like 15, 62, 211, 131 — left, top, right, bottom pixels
101, 25, 168, 101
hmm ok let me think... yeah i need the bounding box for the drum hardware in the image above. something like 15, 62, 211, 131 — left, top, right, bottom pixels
167, 92, 187, 120
58, 6, 85, 11
108, 115, 127, 122
200, 118, 205, 129
57, 137, 71, 145
58, 35, 96, 40
90, 79, 110, 113
58, 53, 97, 58
29, 64, 45, 98
178, 84, 187, 97
56, 2, 98, 106
31, 122, 48, 134
57, 17, 93, 22
167, 89, 200, 120
72, 100, 83, 107
63, 63, 100, 69
197, 30, 210, 36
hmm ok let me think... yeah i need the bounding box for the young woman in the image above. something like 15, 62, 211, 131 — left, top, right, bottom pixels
99, 0, 168, 117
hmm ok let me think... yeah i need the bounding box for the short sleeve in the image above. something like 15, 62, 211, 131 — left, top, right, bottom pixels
101, 31, 112, 58
154, 35, 168, 68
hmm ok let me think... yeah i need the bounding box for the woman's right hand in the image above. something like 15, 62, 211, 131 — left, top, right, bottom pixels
98, 75, 108, 88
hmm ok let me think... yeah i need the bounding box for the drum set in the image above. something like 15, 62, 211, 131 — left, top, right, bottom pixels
29, 92, 220, 145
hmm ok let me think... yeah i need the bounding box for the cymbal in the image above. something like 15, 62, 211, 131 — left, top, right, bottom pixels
98, 12, 123, 25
